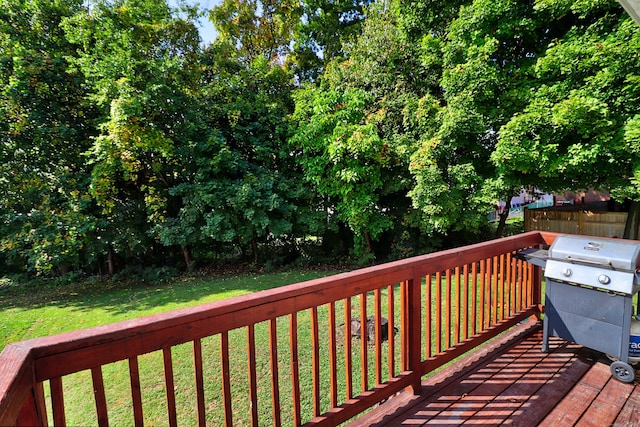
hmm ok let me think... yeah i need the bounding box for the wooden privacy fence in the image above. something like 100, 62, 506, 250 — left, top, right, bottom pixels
0, 231, 556, 427
525, 208, 629, 237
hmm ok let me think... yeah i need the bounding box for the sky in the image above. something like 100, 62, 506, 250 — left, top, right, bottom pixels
194, 0, 219, 45
170, 0, 220, 45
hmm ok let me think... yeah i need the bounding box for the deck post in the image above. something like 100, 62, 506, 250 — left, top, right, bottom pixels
532, 264, 543, 319
407, 268, 422, 394
16, 383, 47, 427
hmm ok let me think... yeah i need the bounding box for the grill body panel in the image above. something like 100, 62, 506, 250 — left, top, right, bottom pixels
520, 234, 640, 382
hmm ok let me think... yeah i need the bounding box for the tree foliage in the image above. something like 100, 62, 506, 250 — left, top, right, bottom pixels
2, 0, 640, 277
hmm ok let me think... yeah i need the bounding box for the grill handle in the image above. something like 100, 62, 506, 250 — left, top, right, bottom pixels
564, 255, 613, 267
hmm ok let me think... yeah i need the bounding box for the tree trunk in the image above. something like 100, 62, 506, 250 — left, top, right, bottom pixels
107, 246, 115, 276
252, 237, 258, 264
623, 200, 640, 240
495, 195, 513, 238
181, 245, 193, 271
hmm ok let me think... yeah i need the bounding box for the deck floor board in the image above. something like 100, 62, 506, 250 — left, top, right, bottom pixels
348, 324, 640, 427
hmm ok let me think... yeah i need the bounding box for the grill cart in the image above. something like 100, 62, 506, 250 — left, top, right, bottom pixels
520, 235, 640, 383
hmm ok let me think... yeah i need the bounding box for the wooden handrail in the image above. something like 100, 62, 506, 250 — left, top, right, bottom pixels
0, 231, 555, 426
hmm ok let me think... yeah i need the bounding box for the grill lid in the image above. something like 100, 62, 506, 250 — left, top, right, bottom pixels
548, 235, 640, 271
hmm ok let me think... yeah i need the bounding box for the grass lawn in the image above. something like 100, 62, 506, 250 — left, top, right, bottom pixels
0, 268, 342, 350
1, 262, 525, 425
1, 268, 353, 426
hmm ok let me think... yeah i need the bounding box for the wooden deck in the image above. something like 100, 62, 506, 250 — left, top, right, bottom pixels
349, 321, 640, 427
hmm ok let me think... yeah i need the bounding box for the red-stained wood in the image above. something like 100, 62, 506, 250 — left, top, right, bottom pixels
471, 262, 478, 336
401, 280, 409, 372
480, 259, 487, 330
15, 384, 45, 427
50, 376, 65, 427
220, 332, 232, 427
387, 284, 395, 378
328, 302, 337, 408
578, 369, 634, 427
344, 297, 353, 400
500, 254, 506, 320
434, 272, 442, 355
0, 231, 554, 427
492, 256, 499, 325
128, 357, 144, 427
445, 269, 452, 350
289, 313, 302, 427
347, 324, 640, 427
614, 382, 640, 425
269, 318, 281, 427
311, 306, 321, 416
537, 354, 609, 427
0, 344, 39, 427
91, 366, 108, 427
162, 348, 177, 427
359, 293, 368, 393
192, 339, 206, 427
374, 289, 382, 385
407, 275, 422, 394
246, 325, 258, 427
24, 233, 547, 384
462, 264, 469, 341
424, 275, 432, 358
454, 267, 461, 346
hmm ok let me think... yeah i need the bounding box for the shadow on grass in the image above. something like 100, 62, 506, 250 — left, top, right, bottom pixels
0, 267, 343, 317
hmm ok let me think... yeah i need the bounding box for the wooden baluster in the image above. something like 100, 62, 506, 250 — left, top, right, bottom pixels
509, 254, 516, 316
269, 319, 281, 427
311, 307, 320, 416
50, 376, 65, 426
128, 357, 144, 427
445, 270, 452, 350
162, 348, 177, 427
91, 366, 108, 427
401, 281, 408, 371
193, 339, 206, 427
247, 325, 258, 427
499, 254, 506, 321
479, 260, 486, 330
221, 332, 232, 426
344, 298, 353, 400
462, 264, 469, 341
387, 284, 395, 377
374, 289, 382, 385
406, 274, 422, 394
289, 313, 302, 427
359, 293, 368, 392
492, 256, 499, 325
435, 272, 442, 354
471, 262, 478, 336
424, 275, 432, 358
328, 302, 338, 407
454, 267, 461, 345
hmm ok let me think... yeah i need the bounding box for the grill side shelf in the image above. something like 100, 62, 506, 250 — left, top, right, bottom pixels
515, 248, 549, 268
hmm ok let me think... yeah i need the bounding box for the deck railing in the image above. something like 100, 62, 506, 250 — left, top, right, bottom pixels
0, 231, 556, 426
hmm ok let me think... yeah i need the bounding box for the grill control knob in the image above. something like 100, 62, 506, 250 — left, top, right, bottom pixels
598, 275, 611, 285
562, 268, 572, 277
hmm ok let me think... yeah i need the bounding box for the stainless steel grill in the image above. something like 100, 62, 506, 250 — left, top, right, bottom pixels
520, 234, 640, 383
545, 235, 640, 295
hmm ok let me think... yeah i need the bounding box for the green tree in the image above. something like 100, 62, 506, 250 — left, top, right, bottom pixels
63, 0, 204, 268
291, 3, 430, 260
210, 0, 301, 63
291, 0, 372, 80
408, 0, 577, 237
0, 0, 102, 274
159, 49, 320, 264
493, 1, 640, 236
